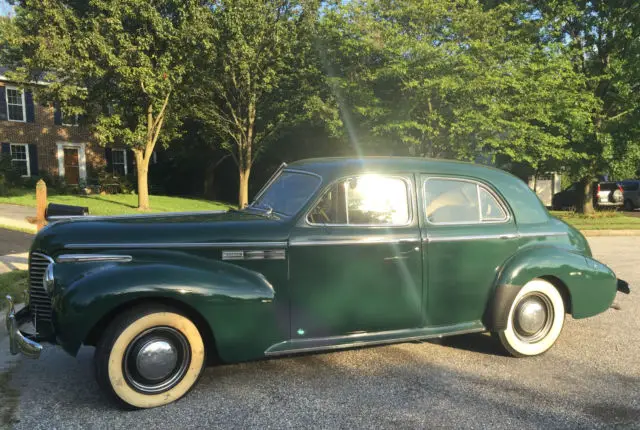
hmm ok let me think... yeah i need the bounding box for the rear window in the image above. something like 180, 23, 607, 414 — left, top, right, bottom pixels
598, 182, 619, 191
622, 182, 640, 191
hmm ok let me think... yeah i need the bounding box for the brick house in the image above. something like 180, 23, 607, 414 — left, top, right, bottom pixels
0, 68, 135, 185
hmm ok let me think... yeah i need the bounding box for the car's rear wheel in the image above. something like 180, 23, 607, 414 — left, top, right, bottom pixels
496, 279, 565, 357
94, 305, 206, 409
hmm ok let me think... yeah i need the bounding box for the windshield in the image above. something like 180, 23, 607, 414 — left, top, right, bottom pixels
250, 171, 321, 216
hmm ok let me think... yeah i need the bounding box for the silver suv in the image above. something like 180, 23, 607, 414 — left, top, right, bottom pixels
595, 182, 624, 209
620, 180, 640, 211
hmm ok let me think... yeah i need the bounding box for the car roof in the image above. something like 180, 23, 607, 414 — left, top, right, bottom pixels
288, 156, 508, 177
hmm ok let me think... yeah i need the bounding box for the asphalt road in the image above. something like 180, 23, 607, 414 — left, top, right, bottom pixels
0, 228, 33, 256
4, 237, 640, 429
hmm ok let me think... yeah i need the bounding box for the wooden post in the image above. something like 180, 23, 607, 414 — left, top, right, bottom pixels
36, 179, 47, 231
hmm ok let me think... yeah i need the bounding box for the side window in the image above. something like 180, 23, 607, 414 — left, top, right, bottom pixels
425, 178, 507, 224
308, 175, 410, 226
479, 187, 507, 221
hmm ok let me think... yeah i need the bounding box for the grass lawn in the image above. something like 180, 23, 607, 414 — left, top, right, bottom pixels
550, 210, 640, 230
0, 189, 233, 216
0, 270, 28, 310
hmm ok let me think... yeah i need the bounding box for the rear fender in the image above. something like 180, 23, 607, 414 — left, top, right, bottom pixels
486, 246, 617, 330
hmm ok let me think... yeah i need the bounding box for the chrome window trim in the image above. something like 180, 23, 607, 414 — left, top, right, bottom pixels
423, 176, 511, 226
251, 162, 288, 203
56, 254, 133, 263
64, 241, 288, 250
305, 174, 415, 228
290, 235, 420, 247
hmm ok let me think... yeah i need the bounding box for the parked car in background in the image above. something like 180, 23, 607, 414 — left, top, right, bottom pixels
620, 180, 640, 211
552, 181, 624, 210
5, 157, 630, 409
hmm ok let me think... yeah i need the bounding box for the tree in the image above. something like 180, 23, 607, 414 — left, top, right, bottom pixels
190, 0, 322, 207
2, 0, 210, 210
317, 0, 595, 171
515, 0, 640, 213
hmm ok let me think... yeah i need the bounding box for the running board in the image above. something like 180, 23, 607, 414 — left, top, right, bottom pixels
264, 321, 486, 357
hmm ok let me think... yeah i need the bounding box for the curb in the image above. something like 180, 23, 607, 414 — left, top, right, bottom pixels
580, 230, 640, 236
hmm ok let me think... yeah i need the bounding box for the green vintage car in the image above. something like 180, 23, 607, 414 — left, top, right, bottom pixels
4, 157, 630, 408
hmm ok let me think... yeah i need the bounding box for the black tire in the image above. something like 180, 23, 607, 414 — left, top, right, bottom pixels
94, 304, 206, 409
624, 200, 635, 211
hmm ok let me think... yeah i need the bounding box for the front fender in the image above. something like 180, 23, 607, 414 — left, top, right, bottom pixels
487, 246, 617, 330
51, 250, 282, 358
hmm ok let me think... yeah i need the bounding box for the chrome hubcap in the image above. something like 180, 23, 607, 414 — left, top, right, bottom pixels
123, 327, 190, 394
514, 294, 553, 343
136, 340, 178, 381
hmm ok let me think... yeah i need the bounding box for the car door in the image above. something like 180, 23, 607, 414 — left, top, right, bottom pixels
288, 173, 423, 339
420, 176, 518, 327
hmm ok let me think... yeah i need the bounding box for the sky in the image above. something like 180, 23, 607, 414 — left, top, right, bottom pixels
0, 0, 13, 17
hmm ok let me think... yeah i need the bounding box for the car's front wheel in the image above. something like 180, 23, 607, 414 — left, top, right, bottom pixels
496, 279, 565, 357
94, 305, 206, 409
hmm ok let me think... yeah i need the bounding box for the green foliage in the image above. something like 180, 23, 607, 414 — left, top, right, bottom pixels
2, 0, 213, 208
316, 0, 596, 165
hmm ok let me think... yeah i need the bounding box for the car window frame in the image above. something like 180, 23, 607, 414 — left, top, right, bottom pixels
305, 173, 415, 228
422, 176, 511, 226
250, 168, 324, 218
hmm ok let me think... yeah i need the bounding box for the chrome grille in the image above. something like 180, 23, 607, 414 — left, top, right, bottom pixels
29, 252, 54, 323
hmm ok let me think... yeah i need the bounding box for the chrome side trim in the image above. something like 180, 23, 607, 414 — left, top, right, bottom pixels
290, 236, 421, 247
426, 234, 517, 243
56, 254, 133, 263
425, 231, 566, 243
423, 231, 567, 243
48, 210, 227, 222
517, 231, 567, 238
264, 323, 486, 357
222, 249, 286, 261
64, 241, 288, 250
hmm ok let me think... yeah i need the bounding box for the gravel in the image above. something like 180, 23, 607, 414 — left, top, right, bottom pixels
4, 237, 640, 429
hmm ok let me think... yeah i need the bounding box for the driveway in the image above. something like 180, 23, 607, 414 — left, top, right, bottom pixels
3, 237, 639, 429
0, 204, 36, 233
0, 228, 33, 274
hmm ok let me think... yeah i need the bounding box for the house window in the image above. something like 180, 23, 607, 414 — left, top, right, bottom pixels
112, 149, 127, 176
6, 87, 26, 122
61, 108, 79, 126
10, 143, 30, 177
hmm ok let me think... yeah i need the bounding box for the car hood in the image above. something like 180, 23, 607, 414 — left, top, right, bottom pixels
31, 210, 291, 255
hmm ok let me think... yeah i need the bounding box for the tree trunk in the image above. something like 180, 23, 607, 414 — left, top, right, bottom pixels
238, 166, 251, 208
577, 178, 595, 215
134, 149, 151, 211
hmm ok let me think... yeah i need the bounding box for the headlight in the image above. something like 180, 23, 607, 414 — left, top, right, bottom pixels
43, 264, 55, 294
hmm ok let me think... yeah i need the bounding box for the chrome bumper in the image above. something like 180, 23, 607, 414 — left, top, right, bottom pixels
4, 295, 43, 359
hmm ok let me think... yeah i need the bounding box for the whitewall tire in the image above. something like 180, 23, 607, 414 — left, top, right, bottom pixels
497, 279, 565, 357
95, 305, 206, 409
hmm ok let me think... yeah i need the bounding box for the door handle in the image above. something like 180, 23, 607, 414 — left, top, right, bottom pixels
499, 234, 517, 240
